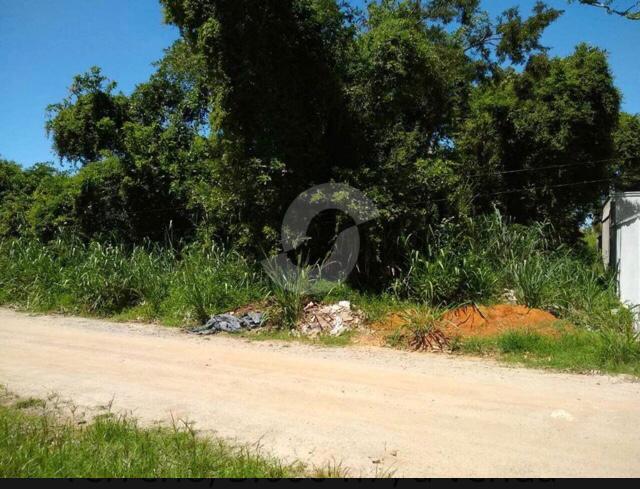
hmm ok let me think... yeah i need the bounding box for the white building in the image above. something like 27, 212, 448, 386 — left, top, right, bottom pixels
601, 192, 640, 327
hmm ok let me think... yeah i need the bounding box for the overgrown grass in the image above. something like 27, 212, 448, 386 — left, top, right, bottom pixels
0, 238, 266, 327
396, 212, 636, 333
1, 213, 639, 378
0, 237, 386, 348
452, 329, 640, 376
0, 396, 300, 478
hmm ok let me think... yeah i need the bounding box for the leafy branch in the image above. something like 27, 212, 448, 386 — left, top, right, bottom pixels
572, 0, 640, 20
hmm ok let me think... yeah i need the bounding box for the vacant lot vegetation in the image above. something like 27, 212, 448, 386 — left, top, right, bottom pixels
452, 330, 640, 376
0, 213, 638, 376
0, 238, 266, 326
0, 392, 299, 478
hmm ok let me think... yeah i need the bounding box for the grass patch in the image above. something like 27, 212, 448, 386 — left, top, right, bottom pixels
0, 238, 266, 327
452, 329, 640, 376
1, 224, 638, 379
0, 397, 301, 478
14, 398, 47, 410
241, 329, 355, 348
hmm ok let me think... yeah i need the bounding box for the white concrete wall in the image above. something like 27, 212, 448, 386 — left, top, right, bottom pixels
613, 193, 640, 328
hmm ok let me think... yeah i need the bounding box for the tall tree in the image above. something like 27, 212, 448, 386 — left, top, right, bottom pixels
46, 67, 129, 165
161, 0, 357, 246
458, 44, 621, 240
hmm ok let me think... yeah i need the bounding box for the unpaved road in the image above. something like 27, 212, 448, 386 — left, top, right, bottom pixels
1, 308, 639, 477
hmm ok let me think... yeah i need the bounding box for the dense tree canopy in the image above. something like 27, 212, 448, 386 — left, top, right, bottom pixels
458, 44, 620, 240
3, 0, 640, 286
613, 113, 640, 189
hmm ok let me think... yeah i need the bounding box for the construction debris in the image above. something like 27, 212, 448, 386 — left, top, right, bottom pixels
299, 300, 362, 337
190, 312, 264, 335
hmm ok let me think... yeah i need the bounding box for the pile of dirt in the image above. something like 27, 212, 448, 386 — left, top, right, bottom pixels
440, 304, 567, 339
366, 304, 569, 348
299, 301, 363, 337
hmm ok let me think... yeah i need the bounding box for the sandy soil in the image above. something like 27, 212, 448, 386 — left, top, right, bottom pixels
1, 308, 639, 477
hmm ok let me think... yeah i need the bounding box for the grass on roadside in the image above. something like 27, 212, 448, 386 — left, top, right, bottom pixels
0, 238, 266, 327
451, 329, 640, 376
240, 328, 355, 347
0, 395, 301, 478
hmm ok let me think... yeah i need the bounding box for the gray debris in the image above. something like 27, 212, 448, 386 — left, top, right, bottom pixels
190, 312, 264, 335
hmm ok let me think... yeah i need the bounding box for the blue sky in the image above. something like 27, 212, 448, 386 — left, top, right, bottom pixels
0, 0, 638, 167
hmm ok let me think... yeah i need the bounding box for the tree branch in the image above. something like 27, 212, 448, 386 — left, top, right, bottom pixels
576, 1, 640, 20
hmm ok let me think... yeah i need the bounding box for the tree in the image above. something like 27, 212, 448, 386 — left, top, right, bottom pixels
0, 160, 67, 239
613, 113, 640, 189
159, 0, 565, 263
457, 44, 621, 240
20, 0, 627, 284
46, 67, 129, 165
161, 0, 358, 247
337, 0, 563, 279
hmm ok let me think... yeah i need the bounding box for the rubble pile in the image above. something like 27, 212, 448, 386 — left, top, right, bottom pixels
299, 300, 362, 337
188, 300, 363, 338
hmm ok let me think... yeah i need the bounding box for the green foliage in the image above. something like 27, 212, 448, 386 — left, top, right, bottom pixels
161, 0, 356, 249
46, 67, 129, 165
453, 329, 640, 376
26, 172, 78, 242
2, 2, 637, 350
458, 44, 621, 241
613, 113, 640, 190
399, 212, 634, 333
73, 157, 131, 241
5, 1, 628, 268
0, 400, 298, 477
399, 212, 546, 305
168, 243, 266, 324
495, 2, 562, 64
264, 261, 318, 329
0, 159, 30, 237
0, 238, 264, 323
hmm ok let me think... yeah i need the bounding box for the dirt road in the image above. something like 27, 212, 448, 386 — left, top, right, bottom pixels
1, 308, 639, 477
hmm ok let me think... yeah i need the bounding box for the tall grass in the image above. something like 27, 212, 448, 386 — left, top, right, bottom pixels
263, 259, 323, 329
0, 238, 266, 326
1, 212, 637, 355
397, 212, 636, 333
167, 243, 267, 324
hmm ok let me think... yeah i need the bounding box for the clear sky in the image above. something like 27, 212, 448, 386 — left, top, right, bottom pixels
1, 0, 638, 167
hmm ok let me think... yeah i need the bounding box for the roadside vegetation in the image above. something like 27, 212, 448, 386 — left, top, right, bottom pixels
0, 390, 302, 478
1, 213, 638, 376
452, 330, 640, 376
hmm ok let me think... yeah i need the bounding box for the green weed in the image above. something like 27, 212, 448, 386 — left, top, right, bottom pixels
0, 401, 300, 478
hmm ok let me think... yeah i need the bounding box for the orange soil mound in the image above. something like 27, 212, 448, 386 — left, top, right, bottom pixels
441, 304, 567, 339
366, 304, 570, 345
354, 312, 406, 346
